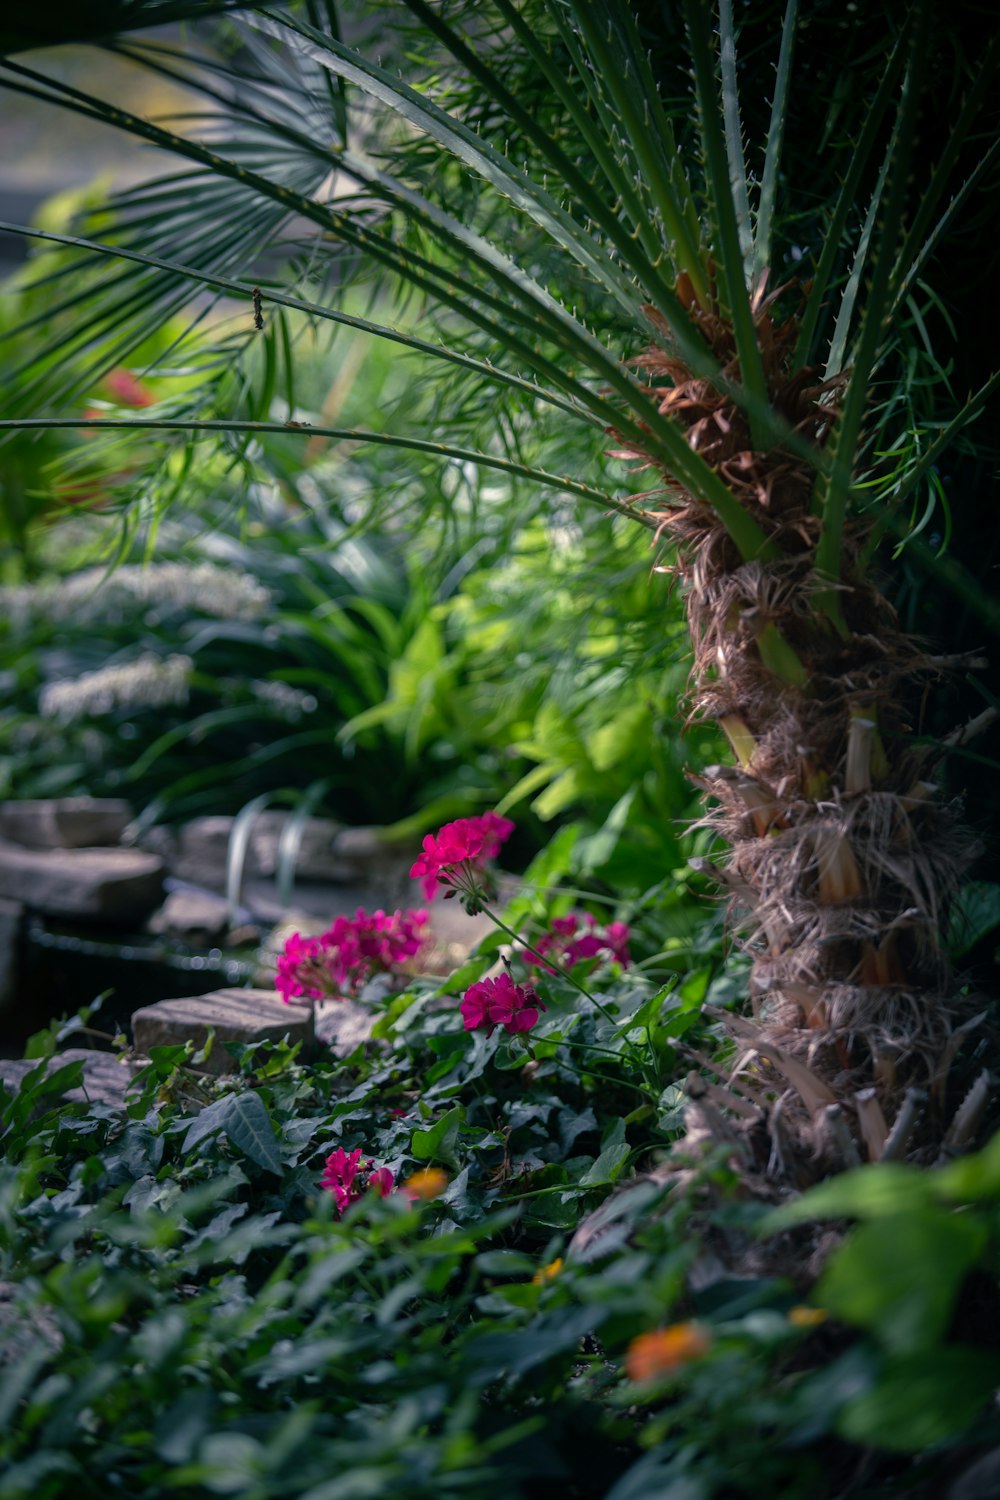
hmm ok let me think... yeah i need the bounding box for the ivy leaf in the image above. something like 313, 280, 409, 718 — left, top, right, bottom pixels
948, 880, 1000, 958
411, 1106, 465, 1169
579, 1143, 630, 1187
222, 1093, 283, 1176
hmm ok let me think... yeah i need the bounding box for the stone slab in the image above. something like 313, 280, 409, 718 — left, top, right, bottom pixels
0, 840, 165, 922
131, 987, 315, 1074
144, 815, 412, 888
0, 1046, 140, 1109
147, 887, 233, 941
0, 798, 132, 849
315, 999, 376, 1057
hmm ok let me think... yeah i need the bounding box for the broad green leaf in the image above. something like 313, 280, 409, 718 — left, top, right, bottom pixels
817, 1210, 988, 1354
934, 1126, 1000, 1203
410, 1107, 464, 1170
761, 1163, 931, 1230
947, 881, 1000, 958
837, 1348, 1000, 1452
222, 1092, 283, 1176
578, 1143, 631, 1187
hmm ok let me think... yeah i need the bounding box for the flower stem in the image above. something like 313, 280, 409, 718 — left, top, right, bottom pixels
479, 905, 648, 1071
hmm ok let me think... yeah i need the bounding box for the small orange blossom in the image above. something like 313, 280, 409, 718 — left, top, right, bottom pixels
402, 1168, 449, 1201
532, 1257, 564, 1285
788, 1305, 827, 1328
625, 1323, 711, 1383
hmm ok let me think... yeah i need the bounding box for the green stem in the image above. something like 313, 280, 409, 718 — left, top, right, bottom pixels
478, 905, 648, 1074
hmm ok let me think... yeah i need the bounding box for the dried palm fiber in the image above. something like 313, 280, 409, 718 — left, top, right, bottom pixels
620, 281, 989, 1184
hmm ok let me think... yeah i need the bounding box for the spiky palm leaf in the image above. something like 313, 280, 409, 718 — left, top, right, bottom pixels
1, 0, 998, 1180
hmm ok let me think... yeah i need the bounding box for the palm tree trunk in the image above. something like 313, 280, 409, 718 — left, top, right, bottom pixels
633, 299, 986, 1184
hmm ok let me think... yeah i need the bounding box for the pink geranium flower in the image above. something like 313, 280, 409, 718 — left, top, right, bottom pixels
276, 907, 429, 1005
276, 931, 338, 1002
320, 1146, 364, 1213
410, 812, 515, 902
320, 1146, 395, 1213
460, 973, 544, 1037
526, 912, 631, 973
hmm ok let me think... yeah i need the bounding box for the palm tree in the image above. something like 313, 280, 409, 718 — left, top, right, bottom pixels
1, 0, 997, 1182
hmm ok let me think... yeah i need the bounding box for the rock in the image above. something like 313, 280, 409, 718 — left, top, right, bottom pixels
315, 999, 376, 1057
131, 987, 315, 1074
0, 1046, 140, 1109
0, 797, 132, 849
154, 814, 412, 888
0, 840, 165, 923
0, 896, 21, 1013
147, 887, 233, 942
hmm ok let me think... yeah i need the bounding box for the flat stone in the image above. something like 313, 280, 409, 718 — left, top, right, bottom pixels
147, 887, 233, 941
0, 1046, 140, 1109
0, 797, 132, 849
131, 987, 315, 1074
315, 999, 376, 1057
0, 896, 21, 1013
150, 814, 412, 887
0, 841, 164, 923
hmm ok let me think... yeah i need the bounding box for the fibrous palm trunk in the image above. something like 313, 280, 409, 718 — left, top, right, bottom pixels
626, 287, 988, 1187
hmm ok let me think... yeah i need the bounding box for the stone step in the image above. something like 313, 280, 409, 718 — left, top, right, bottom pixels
0, 798, 132, 850
0, 1046, 140, 1109
0, 841, 165, 923
142, 815, 413, 889
131, 987, 316, 1074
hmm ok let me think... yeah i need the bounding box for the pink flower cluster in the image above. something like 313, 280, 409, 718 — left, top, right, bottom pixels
460, 973, 545, 1037
410, 812, 514, 901
276, 906, 429, 1004
321, 1147, 395, 1213
526, 912, 631, 974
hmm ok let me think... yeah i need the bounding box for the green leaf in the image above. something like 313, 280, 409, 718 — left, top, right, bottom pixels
474, 1250, 539, 1277
222, 1092, 283, 1176
817, 1210, 988, 1354
578, 1143, 631, 1187
948, 881, 1000, 958
934, 1126, 1000, 1203
761, 1163, 932, 1230
410, 1107, 465, 1170
837, 1347, 1000, 1452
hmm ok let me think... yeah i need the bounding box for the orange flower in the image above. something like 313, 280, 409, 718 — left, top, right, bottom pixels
625, 1323, 711, 1383
532, 1257, 564, 1285
788, 1305, 827, 1328
402, 1168, 449, 1201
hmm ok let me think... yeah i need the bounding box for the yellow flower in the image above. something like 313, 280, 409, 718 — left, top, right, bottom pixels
532, 1257, 564, 1285
625, 1323, 711, 1383
788, 1305, 827, 1328
402, 1168, 449, 1201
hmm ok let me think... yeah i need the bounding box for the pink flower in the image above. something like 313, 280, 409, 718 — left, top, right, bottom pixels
410, 813, 514, 901
526, 912, 631, 973
104, 367, 155, 407
276, 907, 429, 1005
276, 931, 338, 1003
320, 1146, 363, 1213
460, 973, 544, 1037
367, 1167, 396, 1198
320, 1147, 395, 1212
